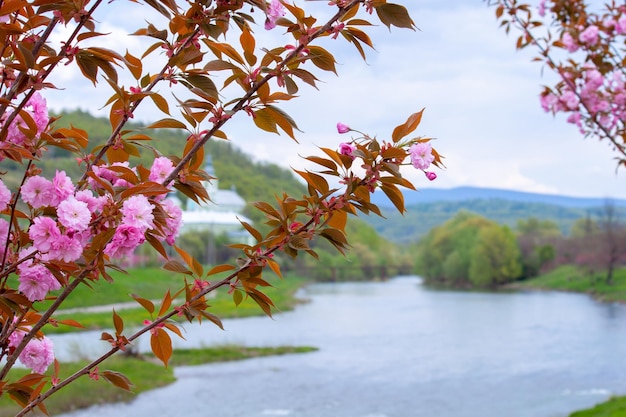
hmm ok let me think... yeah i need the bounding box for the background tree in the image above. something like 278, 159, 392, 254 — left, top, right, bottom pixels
415, 212, 522, 288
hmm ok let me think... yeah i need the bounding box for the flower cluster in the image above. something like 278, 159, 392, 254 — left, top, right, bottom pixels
265, 0, 285, 30
502, 1, 626, 153
0, 92, 49, 155
8, 324, 54, 374
409, 142, 437, 180
336, 121, 438, 182
0, 97, 183, 373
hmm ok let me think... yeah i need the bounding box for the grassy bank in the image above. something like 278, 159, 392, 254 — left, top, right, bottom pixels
38, 268, 308, 334
567, 396, 626, 416
0, 345, 317, 417
511, 265, 626, 303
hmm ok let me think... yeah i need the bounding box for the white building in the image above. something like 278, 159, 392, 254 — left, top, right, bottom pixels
173, 155, 253, 237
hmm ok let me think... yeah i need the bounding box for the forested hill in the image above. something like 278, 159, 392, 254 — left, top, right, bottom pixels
363, 188, 626, 244
5, 109, 305, 223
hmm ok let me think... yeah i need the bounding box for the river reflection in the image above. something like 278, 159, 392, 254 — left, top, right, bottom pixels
57, 276, 626, 417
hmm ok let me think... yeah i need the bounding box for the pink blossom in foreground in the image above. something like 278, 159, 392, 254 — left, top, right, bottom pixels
75, 189, 106, 213
121, 195, 155, 232
19, 336, 55, 374
561, 32, 579, 52
338, 142, 356, 159
104, 224, 146, 259
28, 92, 49, 134
53, 170, 74, 205
21, 176, 55, 208
149, 156, 175, 184
48, 235, 83, 262
409, 142, 435, 171
0, 179, 10, 211
8, 325, 27, 349
538, 0, 547, 17
29, 216, 61, 253
161, 198, 183, 245
336, 122, 350, 134
617, 15, 626, 35
579, 25, 599, 45
18, 261, 61, 302
0, 218, 9, 258
265, 0, 285, 30
57, 196, 91, 232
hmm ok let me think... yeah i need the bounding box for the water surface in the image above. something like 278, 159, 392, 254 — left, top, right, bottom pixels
57, 277, 626, 417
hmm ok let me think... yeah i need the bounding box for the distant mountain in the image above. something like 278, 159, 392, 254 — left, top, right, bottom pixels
362, 186, 626, 244
370, 186, 626, 209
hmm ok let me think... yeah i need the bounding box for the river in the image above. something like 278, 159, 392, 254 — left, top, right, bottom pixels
55, 276, 626, 417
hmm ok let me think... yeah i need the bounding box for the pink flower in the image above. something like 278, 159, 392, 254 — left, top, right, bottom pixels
424, 171, 437, 181
149, 156, 175, 184
0, 219, 9, 259
265, 0, 285, 30
617, 15, 626, 35
338, 142, 356, 159
75, 189, 106, 213
121, 195, 155, 232
540, 92, 558, 112
57, 196, 91, 232
48, 235, 83, 262
0, 179, 10, 212
560, 90, 580, 110
409, 142, 435, 171
104, 224, 145, 259
538, 0, 547, 17
579, 25, 599, 45
161, 198, 183, 245
28, 92, 49, 135
29, 216, 61, 253
336, 122, 350, 134
561, 32, 579, 52
18, 262, 60, 302
19, 336, 55, 374
21, 176, 55, 208
53, 171, 74, 204
8, 325, 27, 349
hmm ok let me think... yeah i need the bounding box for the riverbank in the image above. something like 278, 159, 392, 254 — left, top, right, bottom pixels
42, 268, 309, 334
0, 345, 317, 416
508, 265, 626, 304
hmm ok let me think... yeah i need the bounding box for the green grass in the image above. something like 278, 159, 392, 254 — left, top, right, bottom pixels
512, 265, 626, 303
568, 396, 626, 416
39, 269, 308, 334
0, 345, 317, 417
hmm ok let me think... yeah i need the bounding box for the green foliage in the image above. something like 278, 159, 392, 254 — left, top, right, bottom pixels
415, 211, 522, 288
514, 265, 626, 304
364, 199, 625, 244
568, 396, 626, 417
468, 224, 521, 287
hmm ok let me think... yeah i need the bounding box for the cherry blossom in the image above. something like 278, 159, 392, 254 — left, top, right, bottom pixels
409, 142, 435, 171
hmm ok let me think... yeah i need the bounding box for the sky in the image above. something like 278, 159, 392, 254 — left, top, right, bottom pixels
43, 0, 626, 199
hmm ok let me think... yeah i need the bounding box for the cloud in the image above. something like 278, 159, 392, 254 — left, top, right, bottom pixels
41, 1, 626, 199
